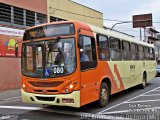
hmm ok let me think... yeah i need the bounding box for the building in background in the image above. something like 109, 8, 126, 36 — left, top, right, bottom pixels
48, 0, 103, 28
0, 0, 47, 91
0, 0, 103, 57
0, 0, 47, 57
146, 27, 159, 45
146, 27, 160, 60
0, 0, 103, 91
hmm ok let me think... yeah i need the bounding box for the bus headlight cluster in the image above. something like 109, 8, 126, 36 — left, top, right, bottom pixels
22, 83, 29, 92
23, 84, 26, 88
61, 82, 77, 94
69, 84, 73, 89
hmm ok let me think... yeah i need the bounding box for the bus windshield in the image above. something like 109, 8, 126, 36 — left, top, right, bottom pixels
22, 38, 76, 78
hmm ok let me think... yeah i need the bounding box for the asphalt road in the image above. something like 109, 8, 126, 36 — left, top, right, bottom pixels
0, 77, 160, 120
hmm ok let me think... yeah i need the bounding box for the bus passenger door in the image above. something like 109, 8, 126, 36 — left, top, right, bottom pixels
79, 35, 99, 106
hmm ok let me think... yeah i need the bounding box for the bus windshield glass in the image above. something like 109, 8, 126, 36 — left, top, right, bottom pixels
22, 38, 76, 78
23, 23, 75, 40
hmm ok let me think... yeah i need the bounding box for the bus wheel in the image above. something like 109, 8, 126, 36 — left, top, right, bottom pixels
98, 82, 109, 107
141, 73, 147, 89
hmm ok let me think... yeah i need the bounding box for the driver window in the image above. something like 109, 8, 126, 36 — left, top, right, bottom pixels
79, 36, 97, 71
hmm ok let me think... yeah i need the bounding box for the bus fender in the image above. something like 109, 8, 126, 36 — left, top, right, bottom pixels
99, 77, 111, 95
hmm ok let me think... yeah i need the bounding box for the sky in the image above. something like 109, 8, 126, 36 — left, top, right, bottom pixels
72, 0, 160, 40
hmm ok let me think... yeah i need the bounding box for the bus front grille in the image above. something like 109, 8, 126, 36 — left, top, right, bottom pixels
34, 89, 58, 93
36, 96, 55, 101
28, 81, 64, 87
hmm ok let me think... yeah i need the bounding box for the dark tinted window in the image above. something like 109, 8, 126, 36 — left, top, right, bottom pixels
80, 36, 97, 71
150, 48, 155, 60
110, 37, 122, 60
97, 34, 110, 60
131, 43, 138, 60
110, 37, 121, 49
144, 47, 150, 60
138, 45, 144, 60
122, 41, 131, 60
0, 3, 11, 23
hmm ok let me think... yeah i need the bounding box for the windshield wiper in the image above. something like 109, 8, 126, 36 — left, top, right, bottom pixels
50, 37, 60, 46
43, 37, 61, 78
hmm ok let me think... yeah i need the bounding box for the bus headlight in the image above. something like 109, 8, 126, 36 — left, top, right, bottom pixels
69, 84, 73, 89
22, 83, 29, 92
23, 84, 26, 88
61, 82, 77, 94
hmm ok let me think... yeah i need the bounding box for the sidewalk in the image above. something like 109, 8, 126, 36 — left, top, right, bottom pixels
0, 89, 21, 101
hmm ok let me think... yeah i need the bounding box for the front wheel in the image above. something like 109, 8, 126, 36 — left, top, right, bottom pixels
97, 83, 109, 108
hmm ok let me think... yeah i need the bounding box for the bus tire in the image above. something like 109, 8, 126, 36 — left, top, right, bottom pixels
140, 73, 147, 89
97, 82, 109, 108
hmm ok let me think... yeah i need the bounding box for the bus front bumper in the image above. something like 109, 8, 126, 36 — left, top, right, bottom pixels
21, 89, 80, 108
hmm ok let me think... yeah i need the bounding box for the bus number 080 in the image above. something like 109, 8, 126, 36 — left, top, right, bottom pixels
53, 67, 64, 74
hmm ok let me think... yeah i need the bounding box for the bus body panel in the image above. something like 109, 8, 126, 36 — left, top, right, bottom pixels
107, 61, 125, 93
21, 89, 80, 108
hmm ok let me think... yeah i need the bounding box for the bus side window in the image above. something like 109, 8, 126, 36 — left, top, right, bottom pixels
109, 37, 122, 61
150, 48, 155, 60
122, 41, 131, 60
79, 36, 97, 71
131, 43, 137, 60
138, 45, 144, 60
97, 34, 110, 60
144, 47, 150, 60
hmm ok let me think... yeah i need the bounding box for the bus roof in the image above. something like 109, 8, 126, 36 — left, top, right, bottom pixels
25, 20, 154, 48
88, 24, 154, 48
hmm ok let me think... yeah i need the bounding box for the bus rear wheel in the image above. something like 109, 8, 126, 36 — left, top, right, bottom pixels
97, 82, 109, 108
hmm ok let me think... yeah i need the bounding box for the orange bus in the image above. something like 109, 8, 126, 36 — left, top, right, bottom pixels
19, 20, 156, 108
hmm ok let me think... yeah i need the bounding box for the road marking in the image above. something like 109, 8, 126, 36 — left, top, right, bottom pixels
0, 105, 41, 110
100, 106, 160, 115
141, 94, 160, 96
0, 114, 18, 120
97, 86, 160, 114
101, 110, 129, 114
152, 90, 160, 92
1, 96, 21, 101
0, 115, 12, 120
0, 96, 21, 104
124, 99, 160, 103
0, 105, 134, 120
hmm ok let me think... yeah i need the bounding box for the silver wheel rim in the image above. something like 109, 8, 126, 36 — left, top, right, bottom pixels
101, 88, 108, 103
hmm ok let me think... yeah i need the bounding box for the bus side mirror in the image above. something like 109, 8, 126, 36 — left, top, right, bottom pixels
15, 43, 18, 57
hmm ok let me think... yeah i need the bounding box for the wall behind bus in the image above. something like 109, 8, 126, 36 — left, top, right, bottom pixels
48, 0, 103, 28
0, 57, 21, 91
0, 0, 47, 14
